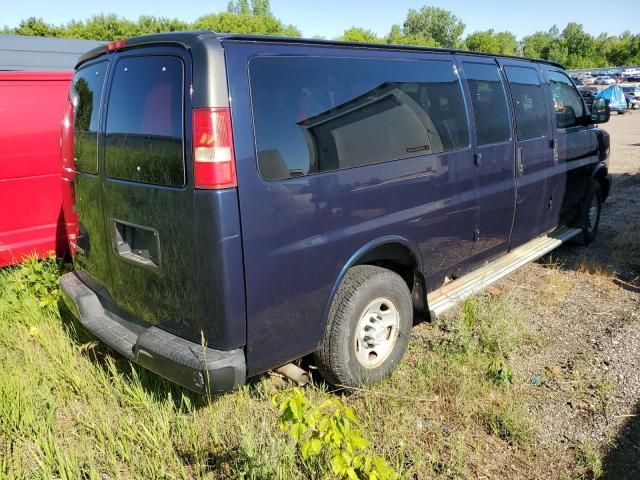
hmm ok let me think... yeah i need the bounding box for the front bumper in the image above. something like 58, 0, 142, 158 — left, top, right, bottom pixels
60, 271, 246, 394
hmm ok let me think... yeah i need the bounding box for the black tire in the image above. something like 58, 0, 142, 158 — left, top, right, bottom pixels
314, 265, 412, 388
579, 179, 603, 245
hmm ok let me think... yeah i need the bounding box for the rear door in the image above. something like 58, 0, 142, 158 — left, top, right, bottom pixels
499, 60, 555, 248
70, 60, 113, 291
99, 47, 200, 327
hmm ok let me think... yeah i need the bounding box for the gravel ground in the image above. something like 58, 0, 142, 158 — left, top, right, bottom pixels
493, 112, 640, 478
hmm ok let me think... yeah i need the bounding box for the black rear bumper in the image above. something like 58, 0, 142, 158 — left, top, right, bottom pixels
60, 271, 246, 394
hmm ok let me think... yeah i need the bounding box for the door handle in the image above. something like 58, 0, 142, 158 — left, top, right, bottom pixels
517, 147, 524, 176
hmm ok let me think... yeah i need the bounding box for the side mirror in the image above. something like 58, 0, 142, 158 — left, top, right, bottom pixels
591, 98, 610, 124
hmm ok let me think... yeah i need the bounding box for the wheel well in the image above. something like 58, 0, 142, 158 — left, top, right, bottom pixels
354, 243, 427, 320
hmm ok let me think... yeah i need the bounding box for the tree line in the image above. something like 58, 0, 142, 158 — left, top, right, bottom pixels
3, 1, 639, 68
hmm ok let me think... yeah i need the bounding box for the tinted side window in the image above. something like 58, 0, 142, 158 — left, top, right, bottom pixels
72, 62, 107, 174
548, 70, 585, 128
250, 57, 469, 180
105, 56, 184, 187
462, 62, 511, 145
504, 66, 548, 141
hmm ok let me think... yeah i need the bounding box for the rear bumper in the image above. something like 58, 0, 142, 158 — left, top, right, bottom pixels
60, 271, 246, 394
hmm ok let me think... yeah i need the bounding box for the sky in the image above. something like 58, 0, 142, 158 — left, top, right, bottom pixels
2, 0, 639, 40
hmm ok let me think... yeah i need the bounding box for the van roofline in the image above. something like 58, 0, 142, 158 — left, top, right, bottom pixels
76, 30, 565, 70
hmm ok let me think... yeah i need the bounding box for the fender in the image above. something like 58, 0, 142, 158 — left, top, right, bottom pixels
591, 161, 611, 202
320, 235, 423, 328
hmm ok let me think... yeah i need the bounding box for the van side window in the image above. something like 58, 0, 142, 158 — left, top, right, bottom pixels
72, 62, 108, 174
462, 62, 511, 145
104, 56, 185, 187
250, 57, 469, 181
547, 70, 585, 128
504, 66, 548, 140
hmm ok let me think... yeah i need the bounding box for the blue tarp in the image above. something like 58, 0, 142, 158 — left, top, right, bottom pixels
595, 86, 627, 111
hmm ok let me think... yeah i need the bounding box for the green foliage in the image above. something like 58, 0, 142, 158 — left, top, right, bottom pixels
3, 1, 299, 41
465, 29, 518, 55
273, 388, 397, 480
1, 254, 63, 309
5, 4, 640, 67
401, 6, 465, 48
337, 27, 383, 44
487, 358, 513, 385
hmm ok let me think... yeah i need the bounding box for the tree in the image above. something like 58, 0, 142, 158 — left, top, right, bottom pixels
521, 25, 560, 60
465, 29, 517, 55
401, 6, 465, 48
10, 17, 61, 37
562, 22, 596, 68
386, 23, 437, 46
336, 27, 382, 43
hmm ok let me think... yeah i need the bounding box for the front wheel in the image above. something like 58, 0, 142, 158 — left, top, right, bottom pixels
314, 265, 412, 388
579, 180, 603, 245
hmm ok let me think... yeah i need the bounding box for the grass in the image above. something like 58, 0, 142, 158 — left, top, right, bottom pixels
0, 257, 566, 479
611, 223, 640, 272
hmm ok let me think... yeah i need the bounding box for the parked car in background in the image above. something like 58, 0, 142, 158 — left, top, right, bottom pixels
578, 86, 599, 110
580, 75, 596, 85
622, 85, 640, 109
596, 75, 616, 85
0, 71, 72, 267
60, 32, 612, 394
596, 85, 628, 113
0, 35, 103, 267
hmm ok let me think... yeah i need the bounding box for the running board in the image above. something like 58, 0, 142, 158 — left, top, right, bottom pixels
427, 226, 582, 318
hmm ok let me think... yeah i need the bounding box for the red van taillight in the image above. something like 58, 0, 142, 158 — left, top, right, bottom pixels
192, 108, 237, 189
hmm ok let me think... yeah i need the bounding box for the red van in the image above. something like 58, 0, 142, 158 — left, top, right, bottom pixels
0, 71, 72, 266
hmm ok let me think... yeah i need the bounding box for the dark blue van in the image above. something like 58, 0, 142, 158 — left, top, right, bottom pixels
60, 31, 611, 393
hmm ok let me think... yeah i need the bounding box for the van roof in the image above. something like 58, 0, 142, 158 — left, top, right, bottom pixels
77, 30, 565, 69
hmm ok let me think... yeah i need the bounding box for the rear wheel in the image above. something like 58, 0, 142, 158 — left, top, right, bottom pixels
579, 180, 603, 245
314, 265, 412, 387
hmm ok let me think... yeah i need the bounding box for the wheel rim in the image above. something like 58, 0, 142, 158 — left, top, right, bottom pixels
354, 297, 400, 369
587, 196, 599, 232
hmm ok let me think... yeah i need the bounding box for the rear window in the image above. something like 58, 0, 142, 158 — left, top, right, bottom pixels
104, 55, 184, 187
73, 61, 108, 174
250, 56, 469, 181
504, 66, 548, 141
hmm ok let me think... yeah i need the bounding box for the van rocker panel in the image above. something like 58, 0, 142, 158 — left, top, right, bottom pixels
60, 271, 246, 394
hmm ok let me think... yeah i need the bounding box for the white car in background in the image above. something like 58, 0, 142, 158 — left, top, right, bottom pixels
597, 76, 616, 85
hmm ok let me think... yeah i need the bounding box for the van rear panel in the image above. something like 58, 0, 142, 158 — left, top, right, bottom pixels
65, 39, 245, 352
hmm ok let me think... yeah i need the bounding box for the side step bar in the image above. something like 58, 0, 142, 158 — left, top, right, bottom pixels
427, 226, 582, 318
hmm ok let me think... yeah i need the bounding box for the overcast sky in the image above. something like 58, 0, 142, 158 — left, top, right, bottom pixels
3, 0, 639, 39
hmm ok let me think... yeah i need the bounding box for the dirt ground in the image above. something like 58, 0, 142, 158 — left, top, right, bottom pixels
490, 112, 640, 478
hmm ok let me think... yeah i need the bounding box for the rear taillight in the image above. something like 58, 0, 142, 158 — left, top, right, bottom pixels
61, 96, 79, 256
192, 108, 237, 189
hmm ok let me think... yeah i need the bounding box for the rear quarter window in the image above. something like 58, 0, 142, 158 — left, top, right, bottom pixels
250, 56, 470, 181
73, 62, 108, 174
104, 55, 185, 187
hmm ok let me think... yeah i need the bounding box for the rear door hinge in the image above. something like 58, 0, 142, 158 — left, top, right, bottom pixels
474, 227, 480, 242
